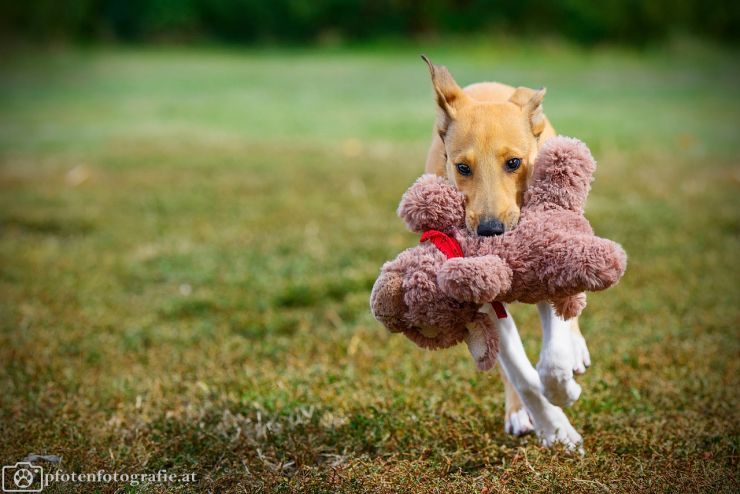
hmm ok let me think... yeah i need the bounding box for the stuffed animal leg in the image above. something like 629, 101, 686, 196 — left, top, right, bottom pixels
370, 271, 408, 333
437, 255, 512, 304
540, 234, 627, 296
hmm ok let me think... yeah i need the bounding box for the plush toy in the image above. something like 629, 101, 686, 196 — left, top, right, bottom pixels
370, 136, 627, 369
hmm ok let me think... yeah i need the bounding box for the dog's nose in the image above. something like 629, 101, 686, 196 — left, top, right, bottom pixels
477, 219, 505, 236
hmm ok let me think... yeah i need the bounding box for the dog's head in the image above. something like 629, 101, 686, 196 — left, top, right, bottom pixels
422, 56, 547, 236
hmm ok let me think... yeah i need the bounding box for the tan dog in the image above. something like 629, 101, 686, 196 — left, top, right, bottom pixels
421, 56, 589, 448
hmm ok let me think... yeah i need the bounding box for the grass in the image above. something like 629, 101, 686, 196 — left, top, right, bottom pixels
0, 40, 738, 493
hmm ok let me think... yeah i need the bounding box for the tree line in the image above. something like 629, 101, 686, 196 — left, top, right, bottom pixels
2, 0, 737, 45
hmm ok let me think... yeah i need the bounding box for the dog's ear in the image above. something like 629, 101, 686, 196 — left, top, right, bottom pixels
509, 86, 547, 137
421, 55, 468, 134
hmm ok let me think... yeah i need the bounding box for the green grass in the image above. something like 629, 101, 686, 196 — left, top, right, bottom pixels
1, 40, 739, 493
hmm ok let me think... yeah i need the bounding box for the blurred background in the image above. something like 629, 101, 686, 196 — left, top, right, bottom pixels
1, 0, 739, 45
1, 2, 738, 493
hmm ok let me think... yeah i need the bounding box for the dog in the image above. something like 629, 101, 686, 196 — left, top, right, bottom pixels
421, 56, 589, 449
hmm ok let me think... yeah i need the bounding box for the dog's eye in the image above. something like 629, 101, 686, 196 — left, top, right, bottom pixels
456, 163, 472, 176
505, 158, 522, 172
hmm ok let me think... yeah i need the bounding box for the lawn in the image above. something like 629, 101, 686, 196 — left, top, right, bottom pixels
0, 40, 738, 493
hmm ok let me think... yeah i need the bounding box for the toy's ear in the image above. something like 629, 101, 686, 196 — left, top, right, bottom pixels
524, 136, 596, 213
509, 86, 547, 138
465, 314, 499, 371
422, 55, 470, 137
397, 174, 466, 233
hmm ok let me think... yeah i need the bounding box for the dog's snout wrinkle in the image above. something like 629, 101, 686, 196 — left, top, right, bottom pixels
477, 219, 505, 236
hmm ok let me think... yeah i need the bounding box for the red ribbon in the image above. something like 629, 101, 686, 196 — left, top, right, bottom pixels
420, 230, 507, 319
419, 229, 464, 258
491, 301, 508, 319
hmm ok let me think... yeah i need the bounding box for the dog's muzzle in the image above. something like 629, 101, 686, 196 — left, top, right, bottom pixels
477, 219, 505, 236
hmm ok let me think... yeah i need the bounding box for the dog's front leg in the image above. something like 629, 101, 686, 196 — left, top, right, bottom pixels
482, 304, 583, 450
465, 314, 534, 436
536, 302, 586, 408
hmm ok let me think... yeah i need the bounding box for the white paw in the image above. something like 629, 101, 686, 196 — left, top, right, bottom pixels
504, 408, 534, 436
536, 406, 584, 453
571, 333, 591, 375
537, 350, 582, 408
538, 367, 582, 408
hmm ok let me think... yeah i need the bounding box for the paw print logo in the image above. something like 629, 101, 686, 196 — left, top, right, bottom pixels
13, 470, 33, 489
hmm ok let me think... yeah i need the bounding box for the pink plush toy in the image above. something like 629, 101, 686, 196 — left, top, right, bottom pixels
370, 136, 627, 370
